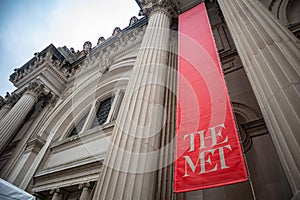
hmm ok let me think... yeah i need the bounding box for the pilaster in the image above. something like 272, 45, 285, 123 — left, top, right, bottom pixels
217, 0, 300, 198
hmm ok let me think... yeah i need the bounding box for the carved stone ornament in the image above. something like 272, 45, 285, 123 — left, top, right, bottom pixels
68, 26, 145, 78
5, 92, 20, 107
10, 50, 68, 84
112, 27, 121, 36
83, 41, 92, 54
25, 81, 46, 100
97, 37, 106, 45
138, 0, 178, 18
99, 58, 111, 74
129, 16, 138, 26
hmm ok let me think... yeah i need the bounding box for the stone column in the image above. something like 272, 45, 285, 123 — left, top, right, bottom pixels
217, 0, 300, 198
50, 188, 63, 200
0, 96, 7, 119
93, 1, 174, 200
0, 81, 45, 154
0, 105, 11, 119
79, 182, 92, 200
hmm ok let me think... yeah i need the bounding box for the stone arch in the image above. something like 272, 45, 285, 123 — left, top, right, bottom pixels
232, 102, 259, 123
42, 57, 136, 143
277, 0, 300, 26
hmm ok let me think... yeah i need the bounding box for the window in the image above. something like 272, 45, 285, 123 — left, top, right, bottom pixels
90, 96, 114, 128
68, 113, 88, 137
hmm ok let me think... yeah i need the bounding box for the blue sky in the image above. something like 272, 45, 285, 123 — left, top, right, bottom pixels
0, 0, 140, 96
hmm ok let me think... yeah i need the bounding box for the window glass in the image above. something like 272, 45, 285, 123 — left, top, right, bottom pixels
91, 96, 114, 128
68, 113, 88, 137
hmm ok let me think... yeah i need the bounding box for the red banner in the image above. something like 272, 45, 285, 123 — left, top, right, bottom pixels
174, 3, 248, 193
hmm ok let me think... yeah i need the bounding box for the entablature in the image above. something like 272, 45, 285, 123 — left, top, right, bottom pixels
9, 44, 70, 96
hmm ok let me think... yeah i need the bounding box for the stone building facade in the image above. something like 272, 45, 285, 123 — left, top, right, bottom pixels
0, 0, 299, 199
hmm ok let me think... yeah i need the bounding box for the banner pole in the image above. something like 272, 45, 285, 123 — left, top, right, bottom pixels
232, 112, 257, 200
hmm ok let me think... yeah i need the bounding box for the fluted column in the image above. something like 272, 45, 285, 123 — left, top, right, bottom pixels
217, 0, 300, 198
0, 81, 45, 154
0, 105, 11, 119
0, 96, 7, 119
0, 93, 19, 119
93, 2, 174, 200
79, 182, 92, 200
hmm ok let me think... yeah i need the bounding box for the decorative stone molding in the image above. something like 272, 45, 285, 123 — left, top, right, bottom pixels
25, 135, 46, 154
242, 118, 268, 138
46, 94, 58, 108
240, 118, 269, 153
70, 26, 145, 78
10, 45, 69, 85
138, 0, 178, 19
99, 58, 111, 74
32, 161, 102, 193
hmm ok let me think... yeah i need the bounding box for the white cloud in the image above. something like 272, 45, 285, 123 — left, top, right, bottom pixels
44, 0, 140, 50
0, 0, 140, 96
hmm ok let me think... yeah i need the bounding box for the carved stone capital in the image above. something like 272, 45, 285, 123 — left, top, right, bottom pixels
138, 0, 178, 19
25, 81, 46, 101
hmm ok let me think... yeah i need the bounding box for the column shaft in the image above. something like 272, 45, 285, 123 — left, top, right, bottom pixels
93, 8, 171, 200
218, 0, 300, 197
79, 187, 92, 200
0, 93, 37, 153
0, 105, 11, 119
51, 192, 63, 200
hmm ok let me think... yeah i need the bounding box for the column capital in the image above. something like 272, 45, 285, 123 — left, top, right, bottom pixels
138, 0, 178, 19
25, 80, 47, 101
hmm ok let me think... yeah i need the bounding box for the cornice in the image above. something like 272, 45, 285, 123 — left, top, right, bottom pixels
67, 25, 146, 80
9, 44, 70, 86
